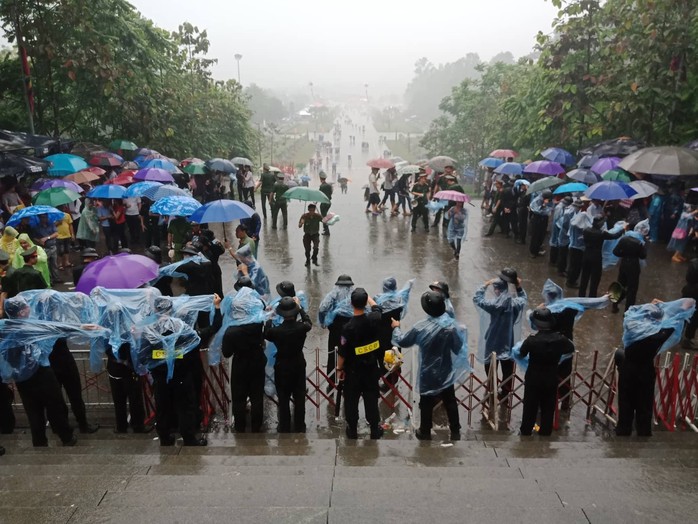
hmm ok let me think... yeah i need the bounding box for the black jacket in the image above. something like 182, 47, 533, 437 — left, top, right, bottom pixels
264, 309, 312, 362
519, 331, 575, 381
222, 322, 265, 361
582, 226, 623, 253
338, 306, 383, 372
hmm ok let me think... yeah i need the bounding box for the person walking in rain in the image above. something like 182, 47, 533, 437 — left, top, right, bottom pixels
270, 172, 289, 229
319, 172, 333, 236
256, 164, 276, 220
392, 290, 469, 441
516, 307, 574, 436
410, 172, 431, 232
298, 203, 322, 267
447, 200, 468, 260
473, 268, 527, 400
337, 288, 384, 439
367, 168, 381, 215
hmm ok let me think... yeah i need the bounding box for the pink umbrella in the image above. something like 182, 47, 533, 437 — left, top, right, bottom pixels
490, 149, 518, 158
366, 158, 395, 169
433, 190, 471, 203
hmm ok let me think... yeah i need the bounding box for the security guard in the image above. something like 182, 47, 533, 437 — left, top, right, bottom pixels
298, 204, 322, 267
319, 171, 333, 235
270, 172, 289, 229
256, 164, 277, 220
337, 288, 384, 439
410, 172, 431, 232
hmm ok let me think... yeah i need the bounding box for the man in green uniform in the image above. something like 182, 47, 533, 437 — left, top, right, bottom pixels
256, 164, 276, 221
319, 171, 333, 236
270, 172, 289, 229
167, 216, 191, 262
411, 172, 431, 233
1, 246, 47, 303
299, 204, 322, 266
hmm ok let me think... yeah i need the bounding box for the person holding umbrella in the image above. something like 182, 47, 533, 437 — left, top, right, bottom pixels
367, 167, 381, 215
447, 200, 468, 260
410, 172, 431, 232
270, 172, 289, 229
319, 172, 333, 235
298, 203, 322, 267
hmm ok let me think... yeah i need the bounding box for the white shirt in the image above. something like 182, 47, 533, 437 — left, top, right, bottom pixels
124, 197, 141, 216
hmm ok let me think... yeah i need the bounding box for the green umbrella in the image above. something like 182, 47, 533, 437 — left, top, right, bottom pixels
282, 186, 330, 204
32, 187, 81, 207
602, 168, 632, 182
183, 162, 208, 175
109, 139, 138, 151
525, 177, 563, 195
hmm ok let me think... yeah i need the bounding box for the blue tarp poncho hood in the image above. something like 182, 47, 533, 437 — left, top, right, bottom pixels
154, 254, 209, 281
374, 277, 414, 319
622, 298, 695, 353
318, 285, 354, 327
473, 283, 527, 363
235, 244, 270, 298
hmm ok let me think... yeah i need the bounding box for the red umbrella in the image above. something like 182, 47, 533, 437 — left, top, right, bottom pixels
84, 166, 107, 176
490, 149, 519, 158
88, 152, 123, 168
366, 158, 395, 169
108, 170, 136, 185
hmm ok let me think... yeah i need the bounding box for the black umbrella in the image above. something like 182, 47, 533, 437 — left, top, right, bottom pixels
578, 137, 645, 158
0, 152, 50, 179
684, 139, 698, 151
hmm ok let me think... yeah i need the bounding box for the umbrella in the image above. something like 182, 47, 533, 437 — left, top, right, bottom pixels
87, 184, 127, 199
108, 170, 136, 186
0, 152, 49, 177
32, 187, 81, 207
585, 181, 637, 201
6, 205, 65, 227
231, 157, 253, 167
579, 137, 645, 157
478, 157, 504, 169
524, 160, 565, 176
433, 190, 471, 203
188, 199, 254, 239
150, 196, 201, 217
65, 170, 101, 184
577, 154, 600, 169
143, 184, 188, 201
428, 156, 456, 170
282, 187, 330, 204
84, 166, 107, 176
268, 166, 282, 173
76, 254, 159, 294
109, 139, 138, 152
180, 157, 204, 167
494, 162, 523, 175
70, 142, 106, 159
590, 156, 621, 175
124, 181, 162, 198
33, 179, 83, 193
206, 158, 237, 173
134, 147, 157, 157
141, 158, 178, 173
618, 146, 698, 176
397, 164, 422, 175
183, 162, 208, 175
602, 168, 632, 182
514, 179, 530, 189
135, 153, 164, 165
541, 147, 576, 166
526, 177, 563, 195
567, 168, 600, 185
628, 180, 659, 199
367, 158, 395, 169
45, 153, 88, 177
553, 182, 588, 195
489, 149, 518, 158
134, 168, 175, 183
88, 152, 123, 168
121, 161, 139, 170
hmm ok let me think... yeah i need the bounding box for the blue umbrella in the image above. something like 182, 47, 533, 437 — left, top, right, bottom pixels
541, 147, 576, 166
478, 157, 504, 169
45, 153, 89, 177
124, 181, 162, 198
188, 199, 254, 224
150, 196, 201, 216
206, 158, 237, 173
494, 162, 523, 175
143, 184, 187, 201
577, 154, 599, 169
87, 184, 127, 199
584, 181, 637, 201
141, 158, 178, 173
567, 168, 600, 185
553, 182, 588, 195
6, 205, 65, 228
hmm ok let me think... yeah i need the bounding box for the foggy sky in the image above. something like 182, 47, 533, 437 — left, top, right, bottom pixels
131, 0, 559, 97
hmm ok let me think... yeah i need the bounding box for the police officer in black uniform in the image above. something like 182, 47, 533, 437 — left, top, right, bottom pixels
336, 288, 384, 439
71, 247, 99, 285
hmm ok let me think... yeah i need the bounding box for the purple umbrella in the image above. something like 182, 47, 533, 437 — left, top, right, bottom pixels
33, 178, 84, 193
134, 167, 175, 183
76, 254, 159, 294
524, 160, 565, 176
590, 156, 621, 175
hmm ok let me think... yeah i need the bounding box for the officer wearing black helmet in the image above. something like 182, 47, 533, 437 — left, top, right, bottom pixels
391, 290, 465, 441
528, 190, 554, 258
264, 296, 312, 433
72, 247, 99, 285
518, 307, 574, 436
428, 280, 455, 318
336, 287, 384, 439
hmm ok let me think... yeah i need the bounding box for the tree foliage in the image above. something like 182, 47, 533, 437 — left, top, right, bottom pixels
421, 0, 698, 162
0, 0, 255, 158
244, 84, 287, 124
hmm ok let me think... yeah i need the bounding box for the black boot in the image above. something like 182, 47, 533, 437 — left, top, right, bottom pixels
415, 428, 431, 440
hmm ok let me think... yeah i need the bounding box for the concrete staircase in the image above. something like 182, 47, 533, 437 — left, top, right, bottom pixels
1, 427, 697, 524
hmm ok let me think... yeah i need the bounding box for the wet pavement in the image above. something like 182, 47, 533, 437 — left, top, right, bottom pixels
2, 111, 698, 523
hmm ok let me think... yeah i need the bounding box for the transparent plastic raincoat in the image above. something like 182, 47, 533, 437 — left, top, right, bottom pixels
622, 298, 695, 353
154, 254, 210, 281
318, 285, 354, 328
235, 244, 270, 298
473, 281, 527, 362
373, 277, 414, 319
602, 220, 648, 270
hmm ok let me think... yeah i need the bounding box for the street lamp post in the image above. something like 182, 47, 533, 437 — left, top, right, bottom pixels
309, 82, 315, 100
364, 83, 369, 104
234, 54, 242, 83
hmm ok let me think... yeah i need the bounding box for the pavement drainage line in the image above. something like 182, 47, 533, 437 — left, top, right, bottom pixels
96, 490, 108, 507
580, 507, 593, 524
327, 439, 339, 516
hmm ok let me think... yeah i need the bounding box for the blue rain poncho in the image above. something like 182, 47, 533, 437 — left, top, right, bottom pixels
154, 254, 209, 281
473, 281, 527, 363
600, 220, 628, 269
90, 286, 162, 319
0, 319, 109, 383
170, 294, 216, 326
392, 313, 471, 395
373, 277, 414, 320
542, 279, 610, 320
263, 290, 309, 396
132, 315, 200, 382
556, 206, 575, 248
622, 298, 695, 353
447, 206, 468, 242
602, 220, 648, 270
568, 210, 592, 250
93, 301, 143, 372
235, 244, 270, 298
318, 285, 354, 328
530, 195, 553, 216
549, 201, 569, 247
208, 287, 269, 366
13, 289, 99, 323
426, 200, 448, 214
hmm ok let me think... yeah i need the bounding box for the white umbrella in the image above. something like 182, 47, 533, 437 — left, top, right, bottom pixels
618, 146, 698, 176
397, 164, 422, 175
231, 157, 253, 167
628, 180, 659, 199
